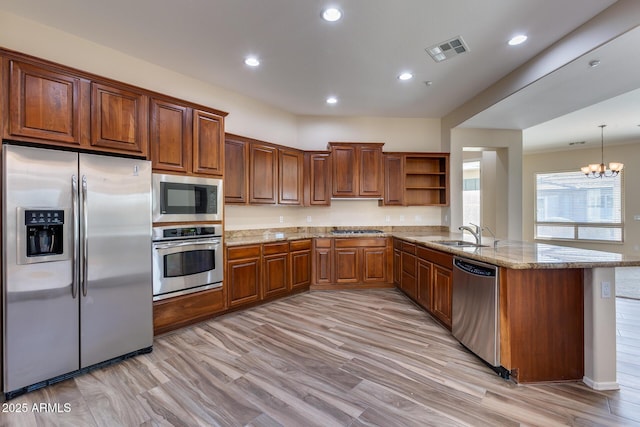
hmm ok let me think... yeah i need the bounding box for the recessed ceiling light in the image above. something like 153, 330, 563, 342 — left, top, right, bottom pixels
508, 35, 528, 46
322, 7, 342, 22
244, 57, 260, 67
398, 72, 413, 81
326, 96, 338, 104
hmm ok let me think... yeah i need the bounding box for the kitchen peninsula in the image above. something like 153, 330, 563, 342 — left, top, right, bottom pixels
223, 227, 640, 390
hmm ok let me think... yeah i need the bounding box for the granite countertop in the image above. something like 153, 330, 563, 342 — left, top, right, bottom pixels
225, 228, 640, 269
394, 233, 640, 269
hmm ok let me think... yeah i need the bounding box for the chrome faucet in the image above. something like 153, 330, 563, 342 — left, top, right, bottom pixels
458, 223, 482, 245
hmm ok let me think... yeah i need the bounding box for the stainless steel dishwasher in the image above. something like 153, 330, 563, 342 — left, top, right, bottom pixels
452, 256, 508, 378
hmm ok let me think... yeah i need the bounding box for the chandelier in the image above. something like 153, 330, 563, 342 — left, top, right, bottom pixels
580, 125, 623, 178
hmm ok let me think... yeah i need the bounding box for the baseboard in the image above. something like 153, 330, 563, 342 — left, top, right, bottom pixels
583, 376, 620, 390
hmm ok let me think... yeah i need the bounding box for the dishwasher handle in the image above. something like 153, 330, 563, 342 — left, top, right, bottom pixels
454, 257, 497, 277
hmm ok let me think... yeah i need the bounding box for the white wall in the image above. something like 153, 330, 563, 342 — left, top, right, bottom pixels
523, 141, 640, 256
450, 129, 523, 239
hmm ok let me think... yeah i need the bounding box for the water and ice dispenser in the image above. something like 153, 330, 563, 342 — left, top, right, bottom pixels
17, 208, 68, 264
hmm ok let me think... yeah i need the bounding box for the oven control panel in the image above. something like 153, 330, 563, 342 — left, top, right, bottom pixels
152, 224, 222, 241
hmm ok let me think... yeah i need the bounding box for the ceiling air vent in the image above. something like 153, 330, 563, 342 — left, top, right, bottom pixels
426, 36, 469, 63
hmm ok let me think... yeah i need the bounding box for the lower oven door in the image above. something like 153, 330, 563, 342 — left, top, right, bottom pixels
152, 237, 223, 301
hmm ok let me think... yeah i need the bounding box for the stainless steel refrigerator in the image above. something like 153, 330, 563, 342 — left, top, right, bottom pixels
2, 144, 153, 397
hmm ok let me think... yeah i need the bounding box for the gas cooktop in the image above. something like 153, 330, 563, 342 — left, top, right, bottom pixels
331, 229, 384, 235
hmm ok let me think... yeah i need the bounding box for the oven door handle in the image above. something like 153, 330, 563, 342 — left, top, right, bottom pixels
153, 240, 221, 250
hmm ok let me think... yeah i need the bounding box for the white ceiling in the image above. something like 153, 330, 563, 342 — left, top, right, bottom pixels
461, 25, 640, 152
1, 0, 636, 151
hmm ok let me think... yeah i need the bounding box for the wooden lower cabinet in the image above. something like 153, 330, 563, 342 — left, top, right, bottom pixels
290, 240, 312, 290
314, 237, 392, 289
227, 245, 261, 308
313, 238, 334, 285
396, 238, 453, 330
432, 264, 453, 328
262, 242, 289, 299
153, 288, 225, 335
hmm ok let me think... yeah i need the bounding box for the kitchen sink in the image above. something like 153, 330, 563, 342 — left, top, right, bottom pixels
433, 240, 487, 248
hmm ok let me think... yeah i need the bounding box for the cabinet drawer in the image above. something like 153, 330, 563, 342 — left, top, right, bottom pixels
314, 238, 333, 248
290, 239, 311, 251
417, 246, 453, 268
401, 241, 416, 254
227, 245, 261, 260
335, 238, 387, 248
263, 242, 289, 255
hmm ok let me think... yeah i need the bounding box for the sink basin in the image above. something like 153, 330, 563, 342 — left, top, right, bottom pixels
433, 240, 486, 248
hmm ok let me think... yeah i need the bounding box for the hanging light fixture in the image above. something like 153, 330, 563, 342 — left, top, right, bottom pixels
580, 125, 623, 178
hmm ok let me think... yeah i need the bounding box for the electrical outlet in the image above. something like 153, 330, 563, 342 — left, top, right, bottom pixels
601, 281, 611, 298
399, 215, 405, 222
306, 216, 312, 223
279, 215, 284, 223
414, 215, 422, 222
385, 215, 390, 222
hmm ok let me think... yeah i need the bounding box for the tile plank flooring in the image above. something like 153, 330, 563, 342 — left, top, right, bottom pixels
2, 289, 640, 426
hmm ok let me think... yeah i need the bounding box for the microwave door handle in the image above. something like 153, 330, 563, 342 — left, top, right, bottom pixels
71, 175, 79, 299
81, 175, 89, 297
154, 240, 221, 250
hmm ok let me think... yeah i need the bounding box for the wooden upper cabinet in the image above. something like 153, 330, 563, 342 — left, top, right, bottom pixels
249, 142, 278, 204
383, 153, 404, 206
328, 142, 383, 198
91, 82, 148, 156
278, 147, 303, 205
224, 135, 249, 204
150, 98, 191, 173
304, 151, 332, 206
7, 60, 88, 146
331, 145, 358, 197
192, 109, 223, 176
359, 145, 383, 197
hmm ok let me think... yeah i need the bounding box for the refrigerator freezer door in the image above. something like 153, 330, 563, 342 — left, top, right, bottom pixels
2, 145, 80, 392
78, 154, 152, 368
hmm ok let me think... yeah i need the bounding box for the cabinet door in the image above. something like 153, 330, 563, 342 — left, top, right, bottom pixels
278, 148, 303, 205
8, 60, 86, 145
263, 253, 289, 298
363, 247, 386, 283
416, 259, 432, 310
224, 137, 248, 204
290, 240, 312, 290
384, 154, 404, 205
91, 82, 148, 155
313, 239, 333, 285
433, 265, 453, 328
331, 145, 358, 197
291, 250, 311, 289
193, 109, 223, 176
393, 249, 401, 286
304, 152, 332, 206
401, 252, 417, 300
250, 143, 278, 204
149, 98, 190, 173
227, 257, 261, 308
335, 248, 360, 284
359, 145, 383, 197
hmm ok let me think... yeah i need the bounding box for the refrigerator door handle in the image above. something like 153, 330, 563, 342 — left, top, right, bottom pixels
81, 175, 89, 297
71, 175, 79, 299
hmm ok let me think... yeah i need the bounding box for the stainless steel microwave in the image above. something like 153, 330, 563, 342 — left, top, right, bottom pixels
152, 174, 223, 223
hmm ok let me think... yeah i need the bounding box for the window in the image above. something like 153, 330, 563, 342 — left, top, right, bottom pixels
463, 161, 480, 225
535, 171, 623, 242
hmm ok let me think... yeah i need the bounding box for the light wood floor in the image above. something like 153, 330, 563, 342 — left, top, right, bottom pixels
2, 290, 640, 426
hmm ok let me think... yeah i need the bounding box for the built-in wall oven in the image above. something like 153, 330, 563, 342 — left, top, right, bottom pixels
152, 173, 222, 223
152, 224, 223, 301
